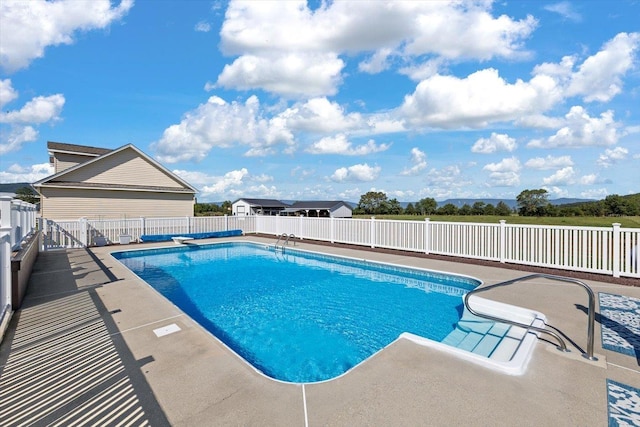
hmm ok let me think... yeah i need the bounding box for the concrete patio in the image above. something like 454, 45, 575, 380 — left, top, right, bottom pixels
1, 236, 639, 426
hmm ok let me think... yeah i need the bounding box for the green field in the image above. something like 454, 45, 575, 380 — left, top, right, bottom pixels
353, 215, 640, 228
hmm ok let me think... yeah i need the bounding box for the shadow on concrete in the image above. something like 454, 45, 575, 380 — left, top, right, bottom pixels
0, 249, 170, 426
576, 303, 640, 366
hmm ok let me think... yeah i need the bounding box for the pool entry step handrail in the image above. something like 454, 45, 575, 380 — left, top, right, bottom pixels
274, 233, 296, 251
463, 273, 598, 361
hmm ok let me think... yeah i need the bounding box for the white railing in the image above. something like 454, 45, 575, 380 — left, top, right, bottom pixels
1, 196, 38, 326
40, 214, 639, 279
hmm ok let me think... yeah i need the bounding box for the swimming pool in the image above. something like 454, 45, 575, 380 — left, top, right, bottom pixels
113, 241, 543, 381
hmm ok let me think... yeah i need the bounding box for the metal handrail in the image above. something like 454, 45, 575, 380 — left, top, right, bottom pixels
274, 233, 288, 250
463, 273, 597, 361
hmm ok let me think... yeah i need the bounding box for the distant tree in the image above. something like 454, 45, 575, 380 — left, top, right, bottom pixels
437, 203, 458, 215
405, 203, 417, 215
14, 186, 38, 204
484, 203, 496, 216
603, 194, 631, 216
416, 197, 438, 215
357, 191, 389, 215
387, 198, 403, 214
516, 189, 549, 216
459, 204, 472, 215
471, 201, 486, 215
221, 200, 232, 213
495, 201, 512, 217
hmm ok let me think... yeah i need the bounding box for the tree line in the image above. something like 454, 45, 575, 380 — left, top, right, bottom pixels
354, 189, 640, 217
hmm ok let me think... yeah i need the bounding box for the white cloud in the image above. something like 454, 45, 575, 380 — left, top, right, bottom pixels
400, 69, 561, 128
516, 114, 565, 129
398, 58, 443, 82
400, 148, 427, 176
0, 94, 65, 124
482, 157, 521, 186
152, 95, 294, 163
544, 2, 582, 22
216, 53, 345, 98
306, 135, 390, 155
185, 168, 249, 195
0, 79, 19, 108
0, 126, 38, 155
425, 165, 462, 186
195, 21, 211, 32
542, 166, 575, 185
330, 163, 380, 183
280, 98, 363, 133
471, 132, 516, 154
524, 155, 573, 170
597, 146, 628, 168
543, 186, 569, 198
527, 106, 619, 148
0, 162, 53, 182
579, 174, 598, 185
0, 0, 133, 72
581, 188, 608, 199
358, 48, 393, 74
216, 1, 537, 97
566, 32, 640, 102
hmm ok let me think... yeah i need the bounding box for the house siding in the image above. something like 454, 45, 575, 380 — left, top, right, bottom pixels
54, 152, 97, 174
59, 149, 184, 188
40, 187, 194, 220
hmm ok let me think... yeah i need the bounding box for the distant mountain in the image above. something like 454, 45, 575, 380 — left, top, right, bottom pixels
0, 182, 36, 195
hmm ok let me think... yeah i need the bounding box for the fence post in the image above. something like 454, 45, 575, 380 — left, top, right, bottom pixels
330, 216, 335, 244
38, 217, 44, 251
424, 218, 430, 254
499, 220, 506, 263
0, 197, 12, 311
612, 223, 621, 278
140, 217, 146, 237
80, 217, 88, 247
370, 216, 376, 248
224, 214, 229, 231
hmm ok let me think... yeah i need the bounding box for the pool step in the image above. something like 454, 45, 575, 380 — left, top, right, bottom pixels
442, 310, 530, 362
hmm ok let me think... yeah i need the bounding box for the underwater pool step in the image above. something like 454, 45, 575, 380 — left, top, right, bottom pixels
442, 306, 532, 361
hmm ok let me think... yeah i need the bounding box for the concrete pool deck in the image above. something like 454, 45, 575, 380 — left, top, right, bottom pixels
1, 235, 639, 426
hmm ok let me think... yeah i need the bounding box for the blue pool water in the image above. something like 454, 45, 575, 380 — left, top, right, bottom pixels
113, 242, 480, 382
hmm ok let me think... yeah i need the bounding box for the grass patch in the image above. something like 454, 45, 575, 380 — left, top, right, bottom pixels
354, 215, 640, 228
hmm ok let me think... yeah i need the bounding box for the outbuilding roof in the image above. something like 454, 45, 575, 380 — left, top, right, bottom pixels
289, 201, 352, 210
233, 198, 290, 208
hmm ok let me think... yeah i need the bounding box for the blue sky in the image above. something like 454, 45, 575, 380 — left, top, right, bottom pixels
1, 0, 639, 203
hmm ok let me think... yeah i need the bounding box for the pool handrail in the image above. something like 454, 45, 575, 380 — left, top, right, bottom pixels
274, 233, 296, 251
463, 273, 597, 361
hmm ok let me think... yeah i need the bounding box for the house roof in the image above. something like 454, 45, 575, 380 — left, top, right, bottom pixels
233, 198, 290, 208
35, 143, 197, 194
47, 141, 112, 156
38, 181, 195, 193
289, 200, 352, 210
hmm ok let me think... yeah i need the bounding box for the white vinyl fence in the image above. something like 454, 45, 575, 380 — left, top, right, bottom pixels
41, 215, 639, 279
1, 196, 38, 328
